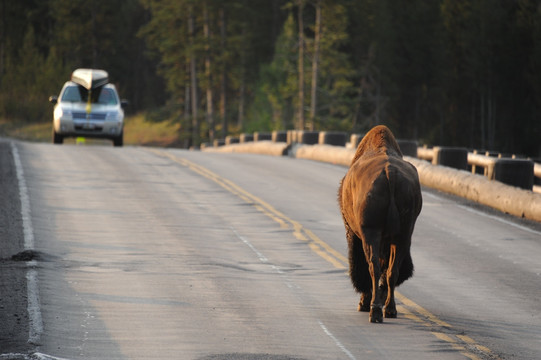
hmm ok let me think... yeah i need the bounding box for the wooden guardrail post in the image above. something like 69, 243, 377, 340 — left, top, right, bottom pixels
287, 130, 297, 144
417, 146, 434, 161
349, 134, 363, 149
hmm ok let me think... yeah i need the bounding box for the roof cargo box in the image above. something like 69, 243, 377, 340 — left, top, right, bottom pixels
71, 68, 109, 90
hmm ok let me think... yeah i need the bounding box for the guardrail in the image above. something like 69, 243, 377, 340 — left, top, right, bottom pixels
204, 130, 541, 193
202, 130, 541, 222
417, 146, 541, 193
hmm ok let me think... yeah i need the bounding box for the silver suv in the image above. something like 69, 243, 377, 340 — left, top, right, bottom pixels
49, 69, 127, 146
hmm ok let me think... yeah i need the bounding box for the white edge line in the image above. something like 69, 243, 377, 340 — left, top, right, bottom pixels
456, 204, 541, 236
26, 266, 43, 345
231, 226, 356, 359
32, 352, 72, 360
12, 142, 34, 249
230, 227, 268, 262
11, 142, 43, 345
318, 320, 357, 360
424, 191, 541, 236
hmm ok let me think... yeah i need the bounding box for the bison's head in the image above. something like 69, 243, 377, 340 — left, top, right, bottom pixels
351, 125, 402, 165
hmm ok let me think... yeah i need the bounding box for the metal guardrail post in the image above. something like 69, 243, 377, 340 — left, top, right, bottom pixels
397, 140, 418, 158
297, 131, 319, 145
318, 131, 347, 146
240, 133, 254, 143
254, 132, 272, 141
272, 131, 287, 143
432, 147, 468, 170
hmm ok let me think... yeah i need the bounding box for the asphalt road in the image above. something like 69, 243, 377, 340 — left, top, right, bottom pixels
1, 141, 541, 359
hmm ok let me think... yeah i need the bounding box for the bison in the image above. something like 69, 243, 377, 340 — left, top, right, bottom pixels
338, 125, 422, 323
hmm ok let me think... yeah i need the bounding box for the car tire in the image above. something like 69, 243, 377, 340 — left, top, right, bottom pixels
53, 129, 63, 144
113, 132, 123, 147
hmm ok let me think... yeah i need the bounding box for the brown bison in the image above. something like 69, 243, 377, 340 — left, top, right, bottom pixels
338, 125, 422, 323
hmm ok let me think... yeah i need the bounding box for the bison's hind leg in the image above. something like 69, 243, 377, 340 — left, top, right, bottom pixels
346, 227, 372, 312
362, 227, 384, 323
377, 271, 397, 318
358, 292, 371, 312
383, 244, 400, 318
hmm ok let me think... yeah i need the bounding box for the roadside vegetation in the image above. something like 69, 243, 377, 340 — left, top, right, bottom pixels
0, 115, 180, 147
1, 1, 541, 156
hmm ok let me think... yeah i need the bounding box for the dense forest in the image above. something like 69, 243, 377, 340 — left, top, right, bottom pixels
0, 0, 540, 156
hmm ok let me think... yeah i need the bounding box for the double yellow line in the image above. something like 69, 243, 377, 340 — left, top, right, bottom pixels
150, 149, 499, 360
152, 149, 347, 270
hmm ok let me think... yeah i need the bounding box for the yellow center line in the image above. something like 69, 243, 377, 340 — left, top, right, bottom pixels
395, 292, 452, 328
152, 149, 348, 269
148, 149, 499, 360
457, 335, 495, 356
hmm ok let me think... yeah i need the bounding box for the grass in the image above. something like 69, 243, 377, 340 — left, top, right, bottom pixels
123, 113, 181, 147
0, 120, 52, 142
0, 114, 182, 147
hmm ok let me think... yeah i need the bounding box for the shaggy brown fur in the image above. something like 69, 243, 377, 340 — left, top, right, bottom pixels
338, 125, 422, 323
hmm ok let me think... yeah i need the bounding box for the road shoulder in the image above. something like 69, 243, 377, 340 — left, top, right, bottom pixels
0, 139, 32, 355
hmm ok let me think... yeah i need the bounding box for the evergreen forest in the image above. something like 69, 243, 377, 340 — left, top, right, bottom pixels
1, 0, 540, 156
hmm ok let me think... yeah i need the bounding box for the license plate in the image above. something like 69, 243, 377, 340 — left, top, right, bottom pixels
83, 123, 95, 130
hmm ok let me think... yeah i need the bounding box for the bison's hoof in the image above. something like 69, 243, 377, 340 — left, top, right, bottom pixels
384, 307, 397, 318
369, 306, 383, 323
358, 303, 370, 312
358, 294, 371, 312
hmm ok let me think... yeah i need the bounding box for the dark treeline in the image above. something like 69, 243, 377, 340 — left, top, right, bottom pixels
0, 0, 164, 122
1, 0, 540, 155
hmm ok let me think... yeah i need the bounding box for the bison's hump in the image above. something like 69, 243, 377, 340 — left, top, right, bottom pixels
351, 125, 402, 166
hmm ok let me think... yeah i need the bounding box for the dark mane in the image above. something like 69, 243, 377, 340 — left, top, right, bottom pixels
351, 125, 402, 165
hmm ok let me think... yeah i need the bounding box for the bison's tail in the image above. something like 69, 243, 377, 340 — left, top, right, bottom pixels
385, 164, 414, 286
385, 164, 400, 237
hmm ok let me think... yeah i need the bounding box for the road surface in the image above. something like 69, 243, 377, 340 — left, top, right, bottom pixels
1, 140, 540, 359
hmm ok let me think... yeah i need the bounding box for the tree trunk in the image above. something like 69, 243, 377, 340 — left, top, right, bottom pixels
90, 6, 97, 67
204, 3, 215, 143
309, 0, 321, 131
188, 7, 199, 148
487, 85, 495, 150
0, 0, 5, 77
184, 62, 191, 148
480, 90, 485, 150
238, 63, 245, 129
237, 27, 246, 130
375, 79, 381, 126
297, 0, 305, 130
219, 6, 227, 139
470, 94, 475, 148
